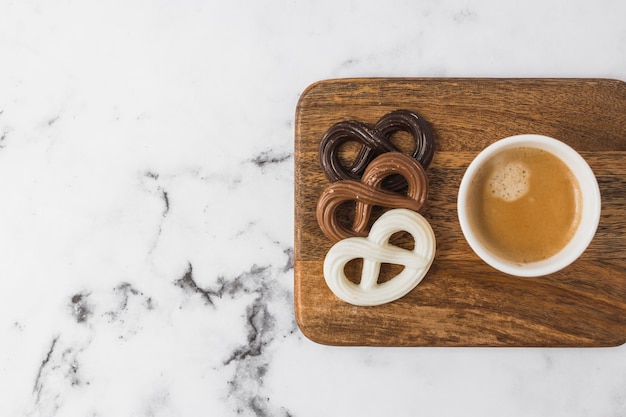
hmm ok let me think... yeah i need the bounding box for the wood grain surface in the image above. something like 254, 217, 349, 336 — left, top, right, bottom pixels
294, 78, 626, 347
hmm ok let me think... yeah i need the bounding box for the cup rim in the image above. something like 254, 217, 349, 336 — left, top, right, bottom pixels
457, 134, 601, 277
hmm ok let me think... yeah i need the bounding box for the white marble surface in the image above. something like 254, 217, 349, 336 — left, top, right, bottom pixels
1, 1, 625, 416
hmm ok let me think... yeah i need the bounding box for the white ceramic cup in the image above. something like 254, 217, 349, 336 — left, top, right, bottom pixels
457, 134, 601, 277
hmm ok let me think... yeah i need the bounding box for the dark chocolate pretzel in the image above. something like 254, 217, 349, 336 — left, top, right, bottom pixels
319, 109, 434, 191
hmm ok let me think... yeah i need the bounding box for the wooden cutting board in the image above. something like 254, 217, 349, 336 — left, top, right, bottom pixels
294, 78, 626, 347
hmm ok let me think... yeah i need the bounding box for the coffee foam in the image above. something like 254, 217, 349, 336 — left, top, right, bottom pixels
487, 161, 529, 202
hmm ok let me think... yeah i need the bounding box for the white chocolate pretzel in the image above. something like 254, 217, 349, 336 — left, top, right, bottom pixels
323, 208, 436, 306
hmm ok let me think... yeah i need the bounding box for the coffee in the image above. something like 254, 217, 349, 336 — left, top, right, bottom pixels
465, 147, 582, 263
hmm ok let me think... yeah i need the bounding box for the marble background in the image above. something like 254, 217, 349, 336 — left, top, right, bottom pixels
1, 1, 625, 416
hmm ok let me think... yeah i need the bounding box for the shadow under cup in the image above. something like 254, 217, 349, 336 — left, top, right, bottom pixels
457, 134, 601, 277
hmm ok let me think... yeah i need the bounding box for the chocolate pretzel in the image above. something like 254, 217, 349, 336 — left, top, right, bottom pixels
319, 109, 434, 191
316, 152, 429, 242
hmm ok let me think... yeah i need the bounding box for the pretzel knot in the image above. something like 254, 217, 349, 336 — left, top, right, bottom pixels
319, 109, 434, 191
316, 152, 428, 242
323, 208, 436, 306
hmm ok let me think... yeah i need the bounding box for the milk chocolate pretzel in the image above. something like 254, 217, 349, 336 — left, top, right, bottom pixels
317, 152, 429, 242
319, 109, 434, 191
